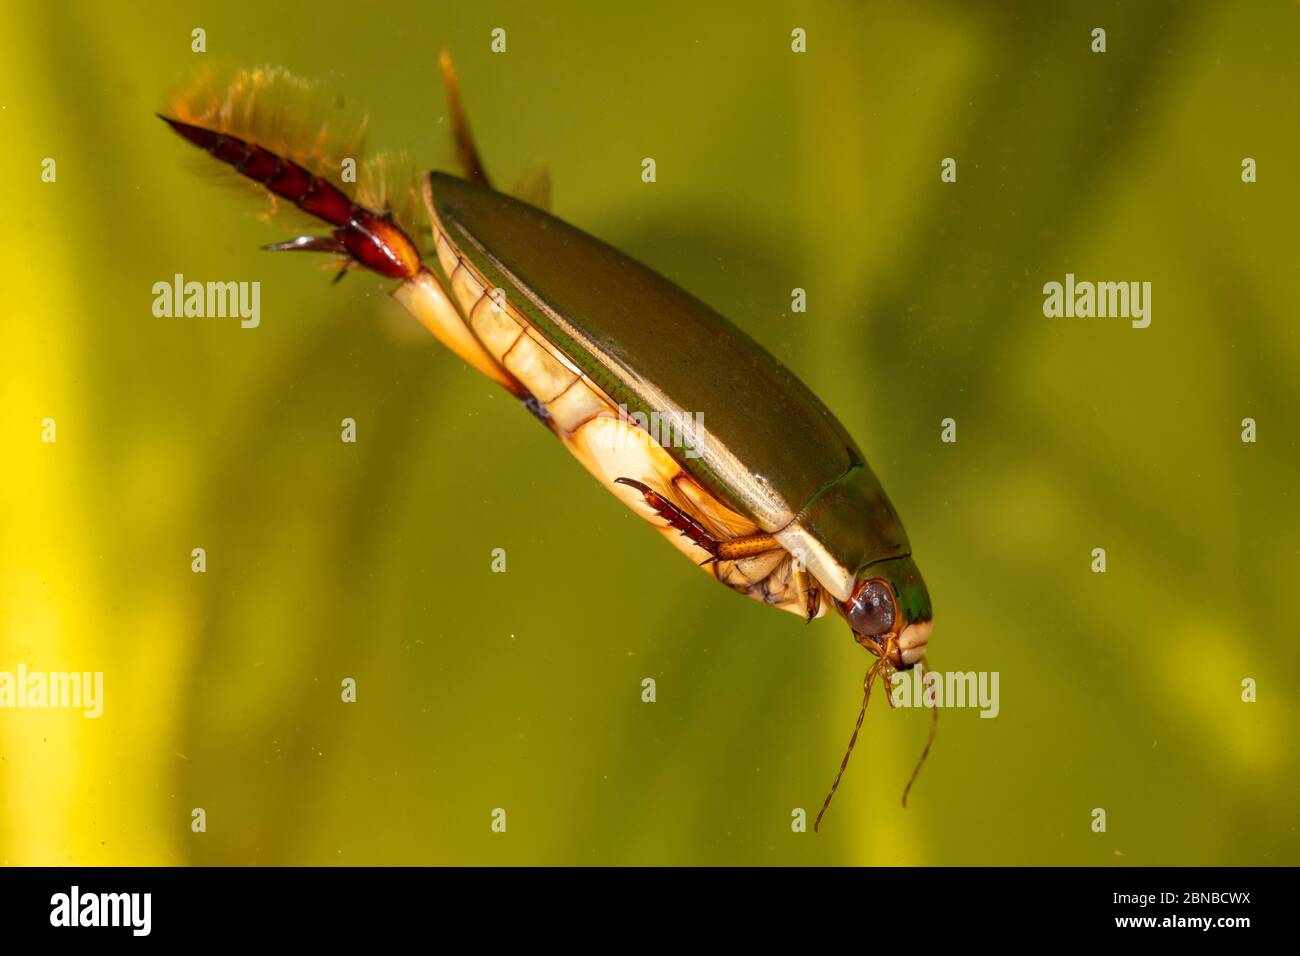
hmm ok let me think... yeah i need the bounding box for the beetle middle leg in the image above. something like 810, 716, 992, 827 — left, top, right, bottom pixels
714, 533, 784, 561
614, 477, 783, 560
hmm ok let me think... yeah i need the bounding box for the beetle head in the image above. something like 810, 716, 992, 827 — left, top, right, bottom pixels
837, 554, 931, 670
817, 554, 937, 830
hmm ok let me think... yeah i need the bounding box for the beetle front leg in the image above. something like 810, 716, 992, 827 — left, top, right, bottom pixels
793, 567, 823, 623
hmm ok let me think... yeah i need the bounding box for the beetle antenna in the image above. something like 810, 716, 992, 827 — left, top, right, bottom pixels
901, 660, 939, 807
814, 660, 883, 832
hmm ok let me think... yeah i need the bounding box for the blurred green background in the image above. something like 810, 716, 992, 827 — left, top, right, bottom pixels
1, 0, 1296, 865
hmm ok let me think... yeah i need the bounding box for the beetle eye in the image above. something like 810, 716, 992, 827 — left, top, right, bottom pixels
845, 580, 895, 636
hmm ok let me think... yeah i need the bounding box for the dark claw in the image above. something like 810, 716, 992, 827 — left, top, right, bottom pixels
613, 477, 653, 496
263, 235, 348, 254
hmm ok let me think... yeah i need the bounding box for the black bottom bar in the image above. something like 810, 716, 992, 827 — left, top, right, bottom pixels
0, 866, 1280, 941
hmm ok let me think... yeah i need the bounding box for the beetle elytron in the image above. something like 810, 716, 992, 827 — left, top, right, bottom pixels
160, 56, 936, 830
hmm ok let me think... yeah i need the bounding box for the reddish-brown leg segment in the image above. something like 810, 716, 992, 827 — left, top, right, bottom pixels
158, 116, 423, 281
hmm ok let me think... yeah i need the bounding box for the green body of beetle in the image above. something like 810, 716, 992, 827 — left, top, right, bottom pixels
394, 171, 931, 663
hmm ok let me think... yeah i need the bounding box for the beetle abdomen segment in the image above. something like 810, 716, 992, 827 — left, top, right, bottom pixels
434, 226, 610, 431
545, 380, 610, 434
502, 334, 576, 404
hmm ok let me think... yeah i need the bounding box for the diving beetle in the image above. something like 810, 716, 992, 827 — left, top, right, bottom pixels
159, 56, 936, 830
